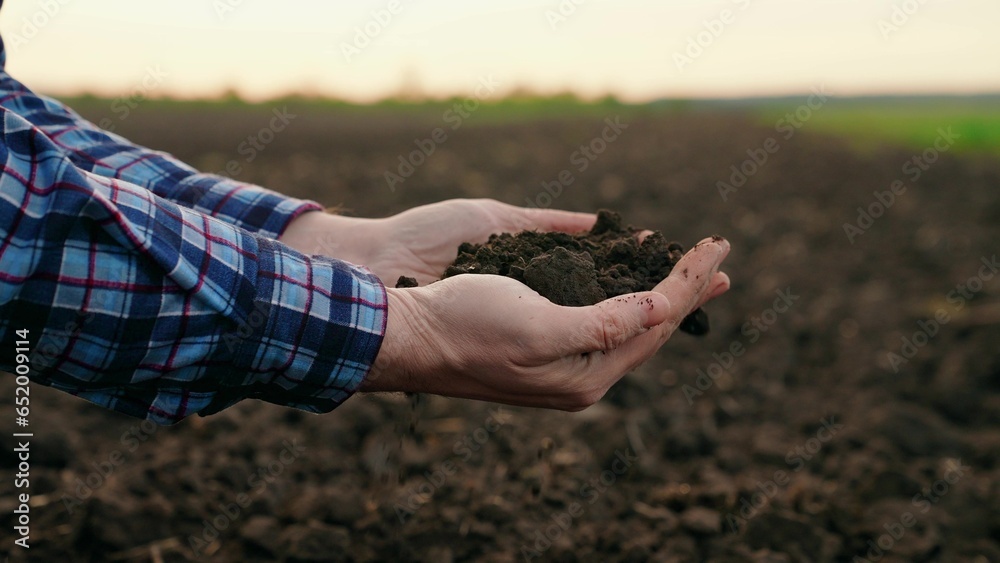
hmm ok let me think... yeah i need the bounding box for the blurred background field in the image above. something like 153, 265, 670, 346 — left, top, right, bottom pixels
62, 92, 1000, 154
1, 92, 998, 562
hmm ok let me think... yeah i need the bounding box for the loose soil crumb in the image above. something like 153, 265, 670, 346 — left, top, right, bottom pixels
394, 276, 419, 288
442, 210, 710, 335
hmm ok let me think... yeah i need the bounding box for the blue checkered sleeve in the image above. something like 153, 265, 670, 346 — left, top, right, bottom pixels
0, 106, 387, 424
0, 70, 322, 239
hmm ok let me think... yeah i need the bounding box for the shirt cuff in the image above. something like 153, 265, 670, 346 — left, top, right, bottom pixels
200, 237, 388, 417
176, 174, 325, 240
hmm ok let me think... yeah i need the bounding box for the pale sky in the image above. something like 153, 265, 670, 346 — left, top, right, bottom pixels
1, 0, 997, 102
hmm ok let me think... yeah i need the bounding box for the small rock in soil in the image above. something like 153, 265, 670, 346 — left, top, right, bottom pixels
280, 521, 351, 562
680, 506, 722, 535
240, 516, 282, 556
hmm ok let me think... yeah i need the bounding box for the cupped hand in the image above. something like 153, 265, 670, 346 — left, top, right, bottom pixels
278, 199, 596, 285
363, 236, 731, 411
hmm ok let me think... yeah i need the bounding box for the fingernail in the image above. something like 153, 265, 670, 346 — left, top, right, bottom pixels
640, 292, 670, 328
694, 235, 729, 251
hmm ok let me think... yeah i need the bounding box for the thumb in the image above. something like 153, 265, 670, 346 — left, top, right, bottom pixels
551, 291, 672, 356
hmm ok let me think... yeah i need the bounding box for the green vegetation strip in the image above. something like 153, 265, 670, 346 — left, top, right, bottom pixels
757, 102, 1000, 155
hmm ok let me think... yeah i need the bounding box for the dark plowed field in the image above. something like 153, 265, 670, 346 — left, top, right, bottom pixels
2, 104, 999, 562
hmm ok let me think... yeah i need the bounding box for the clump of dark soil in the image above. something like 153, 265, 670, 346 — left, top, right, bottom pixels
442, 210, 710, 335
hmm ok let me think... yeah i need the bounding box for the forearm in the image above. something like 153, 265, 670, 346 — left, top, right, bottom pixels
0, 107, 387, 423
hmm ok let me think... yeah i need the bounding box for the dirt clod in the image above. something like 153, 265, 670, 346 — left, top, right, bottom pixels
395, 276, 419, 288
443, 210, 710, 335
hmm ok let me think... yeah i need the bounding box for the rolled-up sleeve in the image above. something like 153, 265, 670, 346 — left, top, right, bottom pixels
0, 106, 387, 424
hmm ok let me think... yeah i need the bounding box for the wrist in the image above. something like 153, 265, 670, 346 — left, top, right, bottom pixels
362, 288, 429, 393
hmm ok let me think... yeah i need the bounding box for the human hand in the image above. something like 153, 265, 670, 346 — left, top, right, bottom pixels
362, 237, 731, 410
278, 199, 596, 284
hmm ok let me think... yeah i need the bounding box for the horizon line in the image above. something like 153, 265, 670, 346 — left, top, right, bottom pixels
53, 89, 1000, 107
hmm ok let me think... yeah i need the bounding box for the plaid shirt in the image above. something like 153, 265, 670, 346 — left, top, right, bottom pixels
0, 33, 387, 424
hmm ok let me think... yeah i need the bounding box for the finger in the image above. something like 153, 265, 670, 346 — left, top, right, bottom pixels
653, 237, 731, 335
570, 241, 729, 375
540, 238, 729, 357
694, 271, 731, 309
551, 240, 730, 404
517, 207, 597, 233
546, 290, 672, 356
